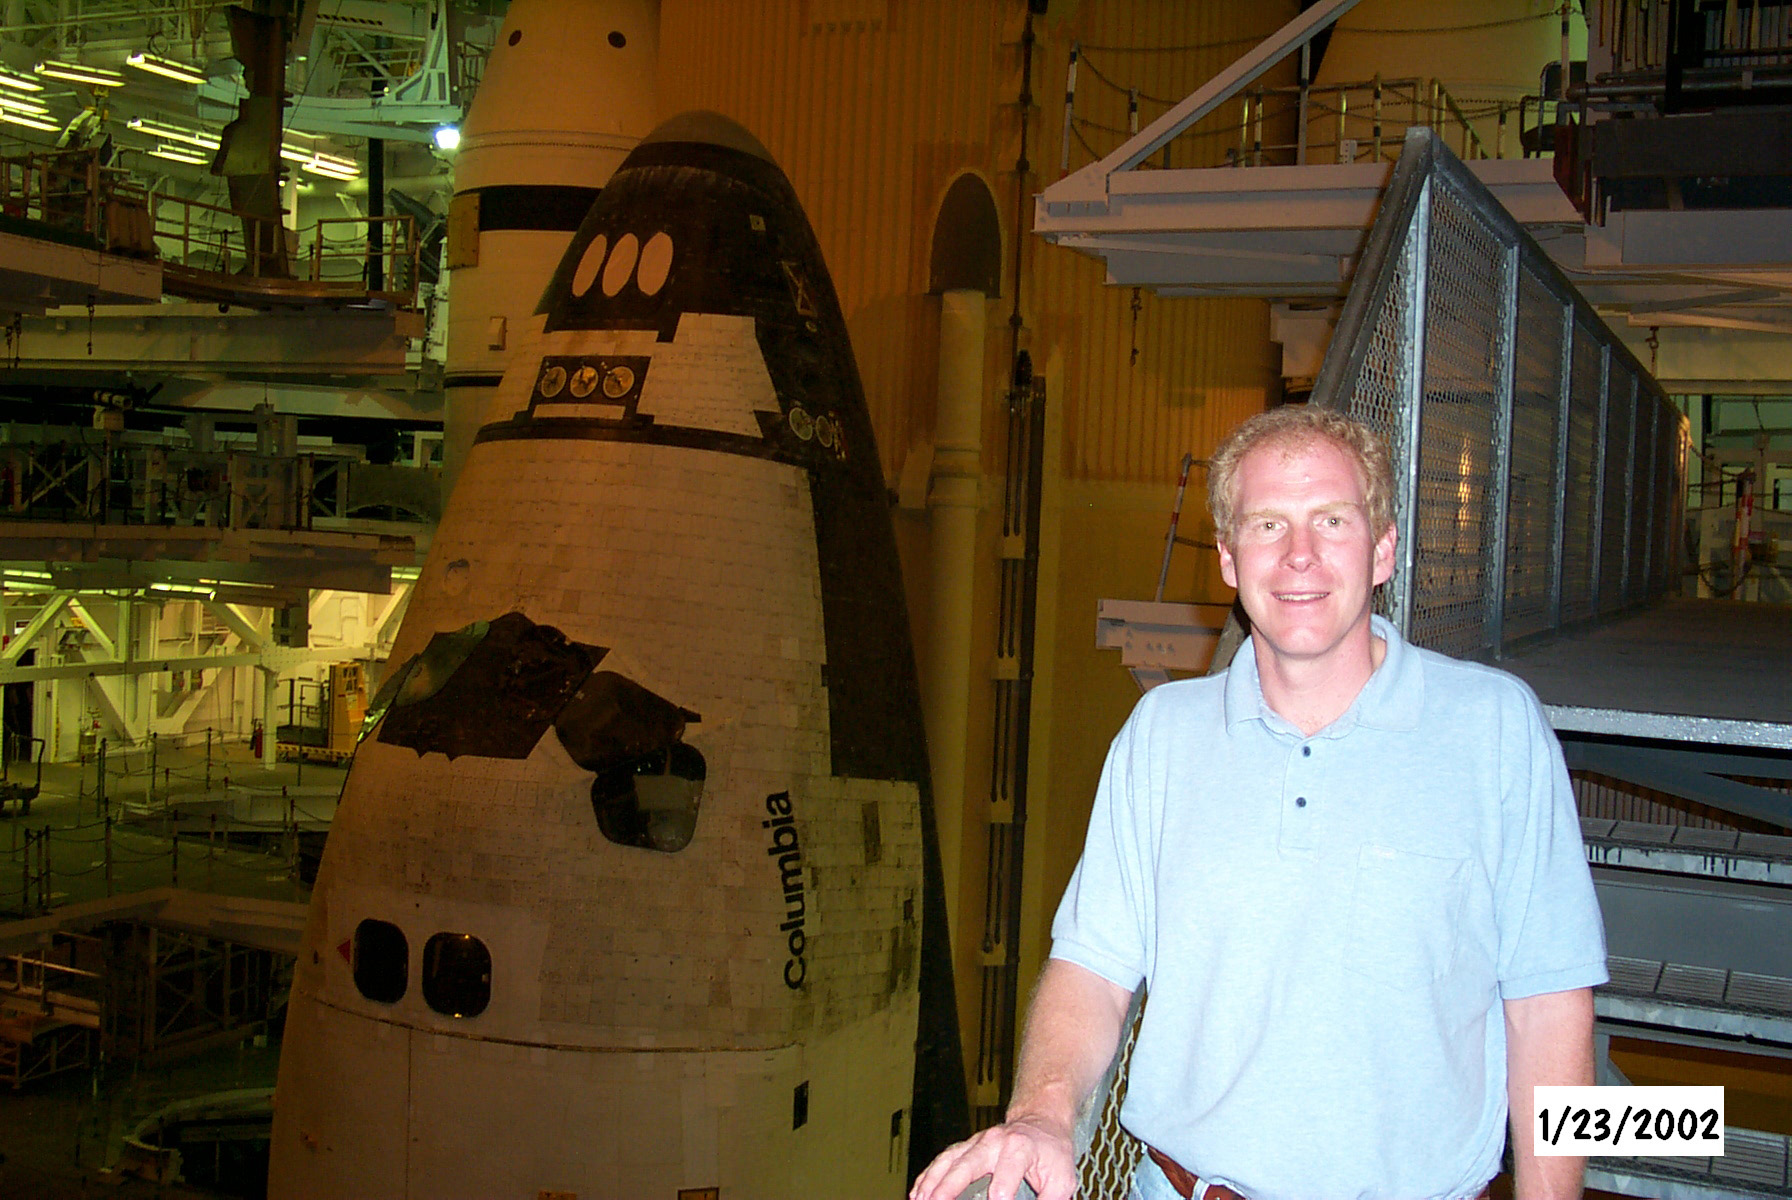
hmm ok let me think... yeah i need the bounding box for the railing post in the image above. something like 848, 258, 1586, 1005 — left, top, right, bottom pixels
1373, 74, 1384, 160
104, 812, 113, 898
1549, 300, 1574, 634
1486, 241, 1520, 657
1252, 89, 1264, 165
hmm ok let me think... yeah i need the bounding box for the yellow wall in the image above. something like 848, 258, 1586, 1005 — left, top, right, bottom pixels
659, 0, 1290, 1113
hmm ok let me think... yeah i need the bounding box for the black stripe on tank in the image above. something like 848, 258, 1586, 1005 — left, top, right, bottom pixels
466, 185, 602, 232
474, 417, 813, 468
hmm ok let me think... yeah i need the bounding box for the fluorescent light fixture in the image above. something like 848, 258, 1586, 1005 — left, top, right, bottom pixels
432, 124, 460, 150
0, 93, 51, 115
0, 109, 59, 132
149, 144, 205, 164
302, 157, 358, 180
0, 70, 43, 93
391, 566, 421, 581
126, 116, 219, 149
310, 150, 357, 172
5, 568, 52, 581
149, 582, 216, 598
126, 51, 206, 86
34, 59, 126, 88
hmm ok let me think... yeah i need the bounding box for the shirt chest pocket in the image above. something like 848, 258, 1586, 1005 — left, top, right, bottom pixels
1343, 845, 1469, 988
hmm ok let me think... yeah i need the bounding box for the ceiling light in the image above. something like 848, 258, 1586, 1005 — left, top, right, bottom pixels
126, 116, 220, 149
0, 93, 51, 115
302, 158, 358, 181
149, 144, 205, 164
127, 51, 206, 86
0, 109, 59, 132
0, 70, 43, 94
432, 124, 460, 151
34, 59, 126, 88
310, 150, 357, 172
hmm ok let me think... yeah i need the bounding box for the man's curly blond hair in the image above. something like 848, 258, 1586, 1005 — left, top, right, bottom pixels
1207, 407, 1395, 545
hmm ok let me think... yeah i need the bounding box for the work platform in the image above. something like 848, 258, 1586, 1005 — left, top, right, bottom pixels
1503, 599, 1792, 749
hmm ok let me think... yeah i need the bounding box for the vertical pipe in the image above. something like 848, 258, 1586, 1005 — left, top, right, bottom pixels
1560, 0, 1573, 106
367, 138, 385, 292
261, 670, 277, 772
925, 289, 986, 958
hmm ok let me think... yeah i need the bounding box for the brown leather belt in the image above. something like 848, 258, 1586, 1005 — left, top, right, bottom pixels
1145, 1146, 1490, 1200
1145, 1146, 1244, 1200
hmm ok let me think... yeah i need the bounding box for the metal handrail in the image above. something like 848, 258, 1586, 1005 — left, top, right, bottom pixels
148, 191, 420, 305
0, 146, 151, 252
1233, 76, 1520, 167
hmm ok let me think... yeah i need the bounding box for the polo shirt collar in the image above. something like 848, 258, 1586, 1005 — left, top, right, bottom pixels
1221, 614, 1426, 737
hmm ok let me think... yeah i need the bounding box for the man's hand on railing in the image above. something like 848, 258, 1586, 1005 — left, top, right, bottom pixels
908, 1115, 1075, 1200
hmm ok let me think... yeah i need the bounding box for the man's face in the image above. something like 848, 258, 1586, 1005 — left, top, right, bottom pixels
1216, 436, 1397, 673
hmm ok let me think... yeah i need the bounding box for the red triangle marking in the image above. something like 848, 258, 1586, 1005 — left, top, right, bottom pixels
337, 939, 352, 963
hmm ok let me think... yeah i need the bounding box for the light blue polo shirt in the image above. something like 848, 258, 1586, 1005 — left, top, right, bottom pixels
1051, 616, 1608, 1200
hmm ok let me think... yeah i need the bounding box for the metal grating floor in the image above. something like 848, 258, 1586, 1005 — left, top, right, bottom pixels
1599, 955, 1792, 1045
1581, 818, 1792, 885
1501, 599, 1792, 748
1589, 1127, 1792, 1198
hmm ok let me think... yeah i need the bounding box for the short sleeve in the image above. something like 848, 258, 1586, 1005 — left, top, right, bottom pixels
1049, 704, 1154, 992
1494, 688, 1610, 999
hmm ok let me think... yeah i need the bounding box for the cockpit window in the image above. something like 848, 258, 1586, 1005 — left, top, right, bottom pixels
353, 918, 408, 1004
553, 671, 705, 853
422, 932, 491, 1018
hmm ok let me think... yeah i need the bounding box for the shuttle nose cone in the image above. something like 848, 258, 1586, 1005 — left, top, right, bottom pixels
636, 109, 772, 160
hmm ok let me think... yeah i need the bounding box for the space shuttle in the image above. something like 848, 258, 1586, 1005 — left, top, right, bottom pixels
268, 111, 968, 1198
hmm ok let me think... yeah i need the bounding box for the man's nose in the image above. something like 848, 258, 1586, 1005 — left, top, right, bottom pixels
1282, 524, 1317, 567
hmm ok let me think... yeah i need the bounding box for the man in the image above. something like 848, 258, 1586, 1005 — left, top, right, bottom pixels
912, 408, 1607, 1200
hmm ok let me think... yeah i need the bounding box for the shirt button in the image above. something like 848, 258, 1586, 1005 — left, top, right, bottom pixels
1295, 797, 1307, 807
1302, 746, 1311, 757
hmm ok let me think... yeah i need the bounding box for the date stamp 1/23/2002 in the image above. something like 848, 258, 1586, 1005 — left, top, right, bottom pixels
1535, 1086, 1726, 1156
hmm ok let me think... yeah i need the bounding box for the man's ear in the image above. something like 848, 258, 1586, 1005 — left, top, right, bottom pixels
1218, 539, 1238, 590
1372, 523, 1397, 587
